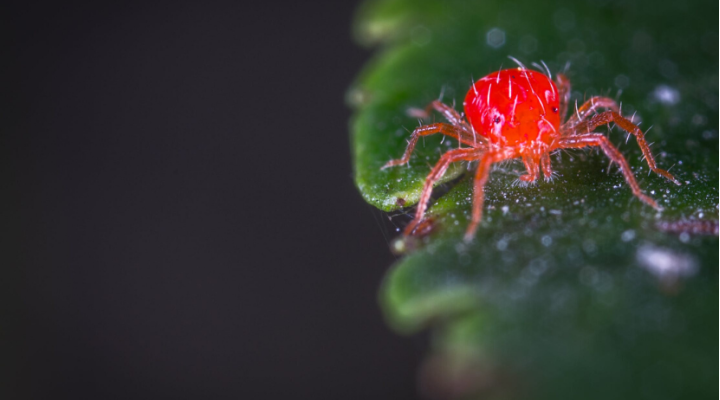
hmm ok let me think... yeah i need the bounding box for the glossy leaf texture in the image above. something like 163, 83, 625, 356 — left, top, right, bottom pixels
349, 0, 718, 399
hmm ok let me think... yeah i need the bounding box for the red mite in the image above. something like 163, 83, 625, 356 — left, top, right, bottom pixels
382, 64, 680, 242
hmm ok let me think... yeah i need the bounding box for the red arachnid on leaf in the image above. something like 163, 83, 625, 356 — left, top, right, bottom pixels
382, 61, 681, 242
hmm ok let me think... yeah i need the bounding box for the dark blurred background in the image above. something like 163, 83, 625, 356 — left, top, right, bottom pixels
2, 1, 424, 399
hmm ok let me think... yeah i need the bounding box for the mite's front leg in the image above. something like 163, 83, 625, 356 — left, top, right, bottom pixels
555, 73, 571, 121
540, 152, 554, 181
575, 111, 680, 185
558, 134, 659, 209
563, 96, 619, 130
519, 156, 540, 182
465, 149, 515, 241
404, 148, 483, 236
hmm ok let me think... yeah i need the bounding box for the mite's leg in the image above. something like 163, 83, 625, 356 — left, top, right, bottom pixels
465, 151, 513, 241
558, 134, 660, 209
563, 97, 619, 130
404, 148, 483, 235
540, 152, 554, 181
382, 123, 464, 169
519, 156, 540, 182
573, 111, 680, 184
407, 100, 464, 126
556, 73, 571, 121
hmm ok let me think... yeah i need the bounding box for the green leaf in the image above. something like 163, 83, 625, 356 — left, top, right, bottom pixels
349, 0, 718, 399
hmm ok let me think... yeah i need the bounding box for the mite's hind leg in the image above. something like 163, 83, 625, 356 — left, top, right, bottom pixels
403, 148, 484, 236
407, 100, 464, 126
558, 134, 659, 209
382, 123, 464, 169
574, 111, 680, 185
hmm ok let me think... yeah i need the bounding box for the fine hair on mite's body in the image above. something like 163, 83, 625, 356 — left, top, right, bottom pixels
382, 58, 680, 242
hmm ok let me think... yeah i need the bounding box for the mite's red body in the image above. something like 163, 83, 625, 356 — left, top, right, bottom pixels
464, 69, 561, 150
383, 66, 680, 242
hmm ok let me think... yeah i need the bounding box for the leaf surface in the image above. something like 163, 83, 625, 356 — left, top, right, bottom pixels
350, 0, 718, 398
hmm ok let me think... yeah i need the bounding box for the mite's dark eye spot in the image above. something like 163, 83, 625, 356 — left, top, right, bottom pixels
552, 107, 558, 113
494, 117, 501, 124
511, 75, 516, 79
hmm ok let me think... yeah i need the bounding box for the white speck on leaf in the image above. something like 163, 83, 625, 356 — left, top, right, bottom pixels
486, 28, 506, 48
636, 245, 698, 283
651, 84, 680, 105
